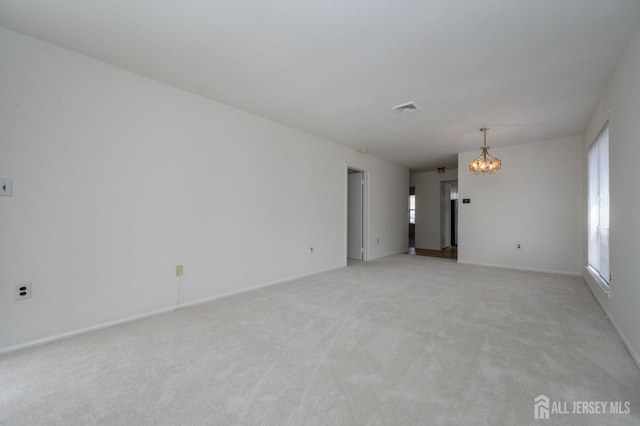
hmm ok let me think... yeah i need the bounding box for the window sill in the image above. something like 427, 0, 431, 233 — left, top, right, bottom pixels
586, 266, 611, 298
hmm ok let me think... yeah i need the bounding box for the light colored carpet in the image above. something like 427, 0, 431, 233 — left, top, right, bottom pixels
1, 255, 639, 425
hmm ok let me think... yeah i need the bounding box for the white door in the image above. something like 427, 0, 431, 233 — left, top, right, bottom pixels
348, 171, 364, 260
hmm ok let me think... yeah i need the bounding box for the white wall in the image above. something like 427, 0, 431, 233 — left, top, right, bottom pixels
364, 162, 410, 260
410, 169, 458, 250
0, 28, 408, 352
582, 19, 640, 365
457, 136, 583, 275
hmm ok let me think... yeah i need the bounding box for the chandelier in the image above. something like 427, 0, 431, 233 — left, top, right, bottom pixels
469, 127, 501, 175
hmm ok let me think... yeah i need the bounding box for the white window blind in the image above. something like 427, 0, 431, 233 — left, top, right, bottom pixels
409, 195, 416, 224
588, 125, 610, 285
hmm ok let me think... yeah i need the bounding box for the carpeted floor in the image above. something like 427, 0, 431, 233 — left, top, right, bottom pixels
1, 255, 639, 425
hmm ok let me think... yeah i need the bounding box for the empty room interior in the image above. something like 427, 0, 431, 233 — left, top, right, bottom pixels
2, 1, 640, 424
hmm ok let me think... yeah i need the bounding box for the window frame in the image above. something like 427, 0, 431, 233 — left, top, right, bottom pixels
409, 194, 416, 224
587, 122, 611, 293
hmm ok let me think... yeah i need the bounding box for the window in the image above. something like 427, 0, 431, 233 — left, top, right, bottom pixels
409, 194, 416, 224
588, 124, 610, 285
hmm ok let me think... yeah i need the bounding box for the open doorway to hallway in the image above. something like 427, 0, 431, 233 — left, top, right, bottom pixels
440, 180, 458, 250
408, 186, 415, 248
407, 176, 458, 260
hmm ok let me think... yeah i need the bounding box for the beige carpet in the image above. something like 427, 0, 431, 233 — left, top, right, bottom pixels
1, 255, 639, 425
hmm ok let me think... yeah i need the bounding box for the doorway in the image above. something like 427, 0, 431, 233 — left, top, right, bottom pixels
347, 168, 366, 261
440, 180, 458, 250
408, 186, 415, 248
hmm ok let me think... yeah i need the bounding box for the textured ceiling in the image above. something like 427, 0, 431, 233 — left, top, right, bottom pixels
1, 0, 639, 171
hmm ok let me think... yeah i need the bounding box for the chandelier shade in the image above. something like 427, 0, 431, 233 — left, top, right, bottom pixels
469, 127, 501, 175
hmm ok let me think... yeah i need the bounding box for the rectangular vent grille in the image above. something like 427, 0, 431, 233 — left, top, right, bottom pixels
390, 101, 421, 115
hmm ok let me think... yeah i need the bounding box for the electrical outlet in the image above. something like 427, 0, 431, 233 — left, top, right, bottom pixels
176, 265, 183, 277
0, 179, 12, 196
517, 244, 522, 250
15, 283, 31, 300
310, 246, 314, 254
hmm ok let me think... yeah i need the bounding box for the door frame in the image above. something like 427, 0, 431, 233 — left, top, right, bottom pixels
346, 165, 369, 261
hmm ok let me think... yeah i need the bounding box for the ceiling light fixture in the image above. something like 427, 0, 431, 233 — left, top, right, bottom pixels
358, 149, 368, 154
469, 127, 501, 175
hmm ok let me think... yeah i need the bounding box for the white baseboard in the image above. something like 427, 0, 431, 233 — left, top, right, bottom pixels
601, 306, 640, 371
0, 306, 175, 355
368, 249, 411, 261
177, 265, 344, 310
457, 260, 582, 277
582, 274, 640, 371
0, 264, 345, 355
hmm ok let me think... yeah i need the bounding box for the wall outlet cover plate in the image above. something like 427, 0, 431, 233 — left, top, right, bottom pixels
15, 283, 31, 300
0, 179, 12, 196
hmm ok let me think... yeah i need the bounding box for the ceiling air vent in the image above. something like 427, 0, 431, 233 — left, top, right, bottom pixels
390, 101, 422, 115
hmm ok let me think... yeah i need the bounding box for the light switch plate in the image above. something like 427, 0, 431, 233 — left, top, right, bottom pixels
0, 179, 12, 196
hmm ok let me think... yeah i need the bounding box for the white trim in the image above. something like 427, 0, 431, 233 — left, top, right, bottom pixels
373, 249, 412, 260
605, 313, 640, 370
457, 260, 582, 277
588, 120, 610, 150
176, 265, 343, 310
0, 306, 175, 355
0, 265, 344, 355
582, 276, 640, 370
585, 265, 611, 297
